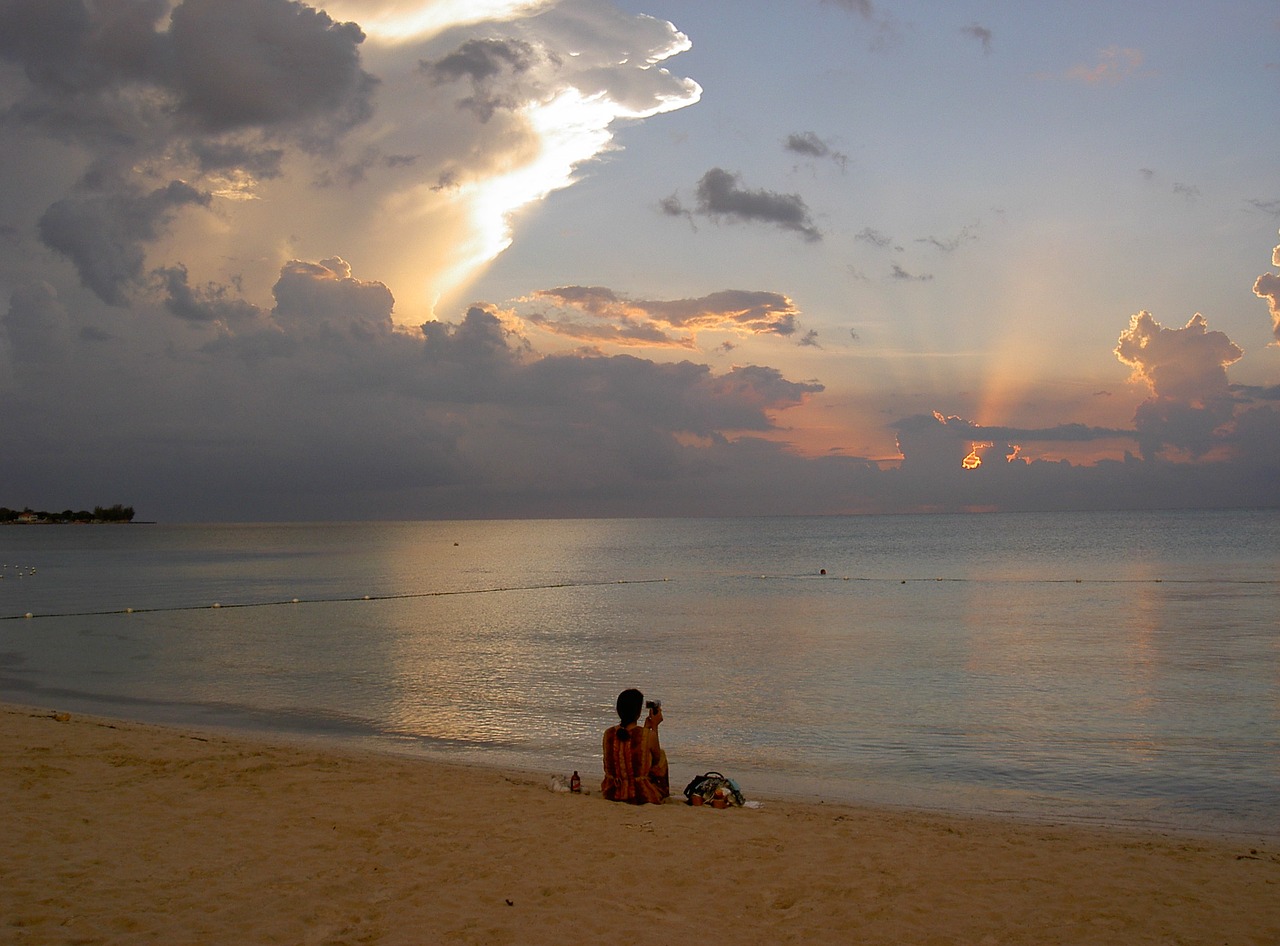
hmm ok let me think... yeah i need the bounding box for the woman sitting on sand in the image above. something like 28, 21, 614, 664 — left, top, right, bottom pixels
601, 688, 669, 804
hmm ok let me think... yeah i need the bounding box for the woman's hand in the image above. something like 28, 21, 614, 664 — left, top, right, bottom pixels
645, 706, 663, 728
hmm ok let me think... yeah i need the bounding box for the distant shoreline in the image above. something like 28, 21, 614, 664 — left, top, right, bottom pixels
1, 504, 138, 526
0, 520, 153, 525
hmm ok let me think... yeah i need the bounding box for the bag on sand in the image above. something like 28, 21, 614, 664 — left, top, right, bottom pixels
682, 771, 745, 807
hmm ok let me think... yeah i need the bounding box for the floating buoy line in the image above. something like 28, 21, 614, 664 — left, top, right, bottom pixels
2, 572, 1273, 622
0, 577, 673, 622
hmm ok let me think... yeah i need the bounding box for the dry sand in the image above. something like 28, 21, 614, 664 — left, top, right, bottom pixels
3, 702, 1277, 945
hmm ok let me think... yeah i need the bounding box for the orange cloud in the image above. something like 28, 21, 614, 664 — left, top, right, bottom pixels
1063, 47, 1144, 85
523, 286, 802, 349
1252, 233, 1280, 343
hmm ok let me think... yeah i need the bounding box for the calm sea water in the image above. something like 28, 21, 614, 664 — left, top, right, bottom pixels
1, 510, 1276, 839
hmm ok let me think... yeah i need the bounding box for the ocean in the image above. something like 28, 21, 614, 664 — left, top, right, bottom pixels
2, 509, 1276, 840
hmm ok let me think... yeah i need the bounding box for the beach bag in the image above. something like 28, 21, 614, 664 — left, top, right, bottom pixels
682, 771, 745, 807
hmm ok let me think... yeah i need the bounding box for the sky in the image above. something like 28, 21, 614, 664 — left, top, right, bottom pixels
0, 0, 1277, 521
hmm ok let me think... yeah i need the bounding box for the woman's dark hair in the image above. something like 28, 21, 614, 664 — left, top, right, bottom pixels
615, 688, 644, 741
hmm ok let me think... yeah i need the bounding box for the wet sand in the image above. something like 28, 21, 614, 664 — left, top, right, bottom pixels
3, 702, 1277, 945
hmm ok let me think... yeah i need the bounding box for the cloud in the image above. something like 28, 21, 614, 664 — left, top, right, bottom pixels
1115, 311, 1248, 460
419, 36, 540, 121
784, 132, 848, 170
155, 263, 264, 325
0, 0, 168, 97
890, 263, 932, 281
665, 168, 822, 241
892, 412, 981, 476
1253, 233, 1280, 342
271, 257, 396, 336
525, 286, 803, 347
2, 0, 703, 325
1231, 383, 1280, 401
855, 227, 894, 248
961, 23, 992, 55
1059, 47, 1145, 85
166, 0, 376, 135
1115, 311, 1242, 404
0, 250, 840, 518
1, 3, 1275, 520
0, 0, 377, 141
38, 181, 211, 305
915, 225, 978, 253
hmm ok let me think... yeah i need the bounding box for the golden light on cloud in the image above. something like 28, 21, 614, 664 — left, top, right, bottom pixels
961, 444, 984, 470
324, 0, 553, 43
426, 89, 625, 309
426, 81, 700, 312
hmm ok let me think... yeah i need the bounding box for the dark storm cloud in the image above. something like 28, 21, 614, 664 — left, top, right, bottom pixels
663, 168, 821, 241
0, 0, 167, 94
891, 412, 978, 474
1231, 383, 1280, 401
155, 263, 263, 324
166, 0, 375, 134
0, 0, 376, 139
4, 0, 379, 314
0, 252, 840, 519
420, 37, 542, 122
514, 357, 822, 435
423, 37, 538, 83
188, 141, 285, 179
891, 414, 1136, 482
38, 180, 211, 305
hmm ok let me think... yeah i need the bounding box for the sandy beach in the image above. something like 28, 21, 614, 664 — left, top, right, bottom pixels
3, 702, 1276, 945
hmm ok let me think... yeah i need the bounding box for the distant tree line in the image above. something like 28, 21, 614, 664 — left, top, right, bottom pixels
0, 504, 136, 524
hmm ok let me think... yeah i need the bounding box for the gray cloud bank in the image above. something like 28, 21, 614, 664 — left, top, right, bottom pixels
2, 250, 1275, 521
